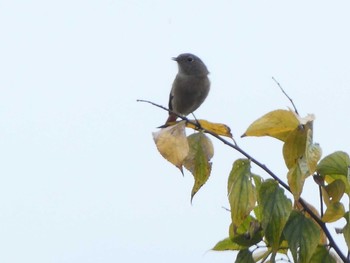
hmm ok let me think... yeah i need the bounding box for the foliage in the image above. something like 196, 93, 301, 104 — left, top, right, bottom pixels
151, 104, 349, 262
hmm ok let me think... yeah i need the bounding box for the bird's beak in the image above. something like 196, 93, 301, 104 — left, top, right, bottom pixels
171, 56, 178, 61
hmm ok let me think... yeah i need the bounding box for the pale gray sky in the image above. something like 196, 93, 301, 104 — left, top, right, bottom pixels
0, 1, 350, 262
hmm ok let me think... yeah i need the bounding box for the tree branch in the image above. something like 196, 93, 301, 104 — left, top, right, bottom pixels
272, 77, 299, 115
137, 99, 347, 262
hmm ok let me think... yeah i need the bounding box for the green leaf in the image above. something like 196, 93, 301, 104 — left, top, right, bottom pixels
317, 151, 350, 193
258, 179, 292, 252
317, 151, 350, 176
228, 159, 256, 227
229, 217, 263, 247
309, 245, 337, 263
343, 212, 350, 252
183, 132, 214, 201
252, 248, 272, 262
252, 174, 263, 193
212, 237, 244, 251
283, 211, 320, 263
252, 174, 263, 221
235, 249, 255, 263
242, 109, 299, 141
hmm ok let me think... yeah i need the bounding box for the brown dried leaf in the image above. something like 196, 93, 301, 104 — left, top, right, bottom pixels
152, 121, 189, 173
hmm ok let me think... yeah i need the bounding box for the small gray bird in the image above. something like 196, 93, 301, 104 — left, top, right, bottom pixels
166, 53, 210, 123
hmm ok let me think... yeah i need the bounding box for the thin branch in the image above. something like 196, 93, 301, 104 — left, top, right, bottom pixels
137, 99, 191, 128
221, 206, 231, 212
272, 77, 299, 115
313, 173, 325, 217
297, 198, 347, 262
136, 99, 184, 120
138, 99, 347, 262
319, 185, 324, 217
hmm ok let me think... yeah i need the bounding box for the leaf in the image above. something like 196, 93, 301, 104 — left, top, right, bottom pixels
258, 179, 292, 252
343, 212, 350, 252
242, 109, 299, 141
183, 132, 214, 201
309, 245, 337, 263
186, 119, 232, 138
235, 249, 255, 263
317, 151, 350, 193
228, 159, 256, 227
294, 200, 327, 245
252, 248, 271, 262
252, 174, 263, 193
277, 239, 289, 255
229, 217, 263, 247
152, 121, 189, 173
282, 125, 307, 169
212, 237, 244, 251
305, 129, 322, 174
321, 202, 345, 223
284, 123, 320, 200
317, 151, 350, 176
287, 158, 309, 200
322, 179, 346, 206
283, 211, 320, 263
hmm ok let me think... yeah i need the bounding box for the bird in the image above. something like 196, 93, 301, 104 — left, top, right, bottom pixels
166, 53, 210, 124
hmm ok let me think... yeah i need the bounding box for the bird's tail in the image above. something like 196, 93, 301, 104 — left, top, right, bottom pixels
157, 113, 178, 129
166, 113, 178, 123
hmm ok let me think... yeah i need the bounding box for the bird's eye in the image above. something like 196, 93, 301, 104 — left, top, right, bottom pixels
187, 56, 194, 62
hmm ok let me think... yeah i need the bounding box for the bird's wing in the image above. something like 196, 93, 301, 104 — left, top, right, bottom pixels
168, 92, 174, 111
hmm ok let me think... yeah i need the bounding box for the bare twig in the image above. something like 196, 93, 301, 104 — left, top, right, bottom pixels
221, 206, 231, 212
137, 99, 190, 128
319, 185, 324, 217
136, 99, 183, 119
138, 99, 347, 262
272, 77, 299, 115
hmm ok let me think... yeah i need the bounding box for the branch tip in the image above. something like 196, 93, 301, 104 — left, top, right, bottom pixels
272, 77, 299, 115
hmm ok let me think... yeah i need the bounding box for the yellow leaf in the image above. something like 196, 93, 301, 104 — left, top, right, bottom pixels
284, 122, 320, 200
287, 159, 309, 200
183, 132, 214, 201
305, 129, 322, 174
283, 125, 307, 169
152, 121, 189, 173
186, 119, 232, 138
322, 202, 345, 223
322, 179, 345, 206
242, 109, 299, 141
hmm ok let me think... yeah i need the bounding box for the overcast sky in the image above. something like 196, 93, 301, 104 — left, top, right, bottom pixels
0, 1, 350, 262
